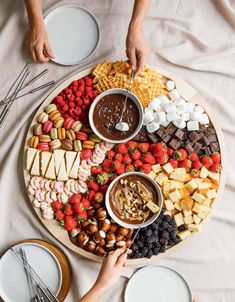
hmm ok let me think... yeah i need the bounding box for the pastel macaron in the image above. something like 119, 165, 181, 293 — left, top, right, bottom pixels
71, 120, 83, 132
37, 142, 50, 151
39, 134, 51, 143
30, 136, 39, 148
49, 139, 62, 150
63, 117, 75, 129
54, 116, 64, 128
43, 120, 53, 133
74, 140, 82, 152
50, 128, 58, 140
66, 129, 76, 141
37, 112, 48, 124
61, 139, 73, 151
49, 110, 61, 121
58, 127, 66, 140
33, 124, 43, 136
75, 131, 88, 141
45, 104, 57, 114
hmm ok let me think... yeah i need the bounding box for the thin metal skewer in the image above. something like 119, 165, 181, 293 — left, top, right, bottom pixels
1, 69, 49, 104
11, 248, 59, 302
0, 81, 55, 107
20, 248, 35, 301
0, 66, 30, 127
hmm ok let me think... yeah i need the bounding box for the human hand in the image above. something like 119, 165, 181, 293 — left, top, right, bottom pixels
126, 23, 150, 77
94, 248, 127, 293
26, 24, 54, 62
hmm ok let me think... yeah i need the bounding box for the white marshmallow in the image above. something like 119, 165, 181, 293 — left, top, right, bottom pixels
186, 102, 195, 112
181, 112, 191, 121
176, 105, 187, 115
169, 89, 181, 100
146, 121, 160, 133
154, 111, 166, 123
200, 113, 210, 125
174, 98, 186, 107
144, 110, 154, 123
148, 98, 161, 111
167, 112, 180, 122
160, 120, 170, 127
187, 121, 199, 131
159, 94, 170, 105
191, 111, 204, 122
173, 118, 186, 129
194, 105, 204, 114
164, 102, 177, 113
144, 107, 152, 113
166, 80, 175, 91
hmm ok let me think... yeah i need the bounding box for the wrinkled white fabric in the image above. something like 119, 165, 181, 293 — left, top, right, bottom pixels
0, 0, 235, 301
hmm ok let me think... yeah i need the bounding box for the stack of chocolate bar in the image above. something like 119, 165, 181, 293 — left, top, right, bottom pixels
133, 123, 220, 156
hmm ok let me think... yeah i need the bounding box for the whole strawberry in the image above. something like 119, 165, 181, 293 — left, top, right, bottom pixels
122, 153, 132, 164
80, 149, 93, 160
117, 143, 128, 155
97, 172, 109, 185
173, 149, 187, 161
102, 159, 113, 172
138, 142, 150, 153
140, 164, 152, 174
127, 141, 137, 151
201, 156, 213, 168
126, 164, 135, 172
63, 216, 78, 231
142, 152, 156, 165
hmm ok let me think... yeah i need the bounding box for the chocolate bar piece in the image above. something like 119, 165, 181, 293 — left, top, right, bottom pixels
163, 135, 171, 143
188, 131, 200, 142
199, 136, 210, 146
139, 134, 148, 142
148, 133, 158, 143
206, 126, 216, 134
193, 142, 202, 153
169, 138, 181, 150
166, 123, 177, 135
140, 125, 148, 134
185, 143, 194, 154
208, 134, 217, 143
132, 134, 141, 142
156, 126, 168, 139
201, 147, 211, 155
210, 142, 220, 152
174, 129, 185, 140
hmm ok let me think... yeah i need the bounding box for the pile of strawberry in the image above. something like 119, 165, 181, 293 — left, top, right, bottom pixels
52, 75, 97, 124
52, 193, 91, 231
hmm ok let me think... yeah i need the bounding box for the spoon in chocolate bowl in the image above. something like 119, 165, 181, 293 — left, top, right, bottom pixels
115, 69, 135, 132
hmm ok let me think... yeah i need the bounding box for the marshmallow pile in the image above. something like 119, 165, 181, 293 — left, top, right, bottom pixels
144, 80, 209, 133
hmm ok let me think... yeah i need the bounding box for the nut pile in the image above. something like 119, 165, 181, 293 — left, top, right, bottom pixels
114, 178, 153, 222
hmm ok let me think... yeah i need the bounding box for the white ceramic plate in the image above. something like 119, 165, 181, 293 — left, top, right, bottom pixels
0, 243, 62, 302
125, 265, 192, 302
44, 5, 100, 65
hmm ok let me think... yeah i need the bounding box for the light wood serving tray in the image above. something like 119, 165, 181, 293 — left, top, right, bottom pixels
23, 66, 226, 266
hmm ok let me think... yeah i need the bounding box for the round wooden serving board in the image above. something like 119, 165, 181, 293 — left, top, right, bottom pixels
23, 66, 227, 266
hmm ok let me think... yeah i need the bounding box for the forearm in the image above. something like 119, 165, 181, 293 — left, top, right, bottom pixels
129, 0, 151, 29
80, 284, 105, 302
24, 0, 44, 28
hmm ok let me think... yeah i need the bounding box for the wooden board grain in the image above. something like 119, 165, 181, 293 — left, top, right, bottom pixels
23, 66, 226, 266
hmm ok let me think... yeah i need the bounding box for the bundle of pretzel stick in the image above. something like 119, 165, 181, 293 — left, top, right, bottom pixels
92, 59, 167, 108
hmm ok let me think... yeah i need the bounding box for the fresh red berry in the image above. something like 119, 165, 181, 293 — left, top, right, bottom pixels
107, 150, 115, 159
169, 158, 178, 169
133, 159, 143, 169
81, 197, 91, 209
91, 166, 102, 175
126, 164, 135, 172
201, 156, 213, 168
138, 142, 150, 153
211, 152, 221, 164
69, 193, 82, 204
210, 163, 222, 173
173, 149, 187, 161
80, 149, 93, 160
156, 154, 169, 165
117, 143, 128, 155
94, 192, 104, 203
112, 160, 121, 170
149, 144, 156, 153
64, 204, 74, 216
74, 210, 87, 223
116, 163, 125, 175
55, 210, 64, 221
179, 159, 192, 169
88, 190, 96, 201
122, 154, 132, 164
72, 202, 82, 213
97, 172, 109, 185
53, 201, 63, 211
140, 163, 152, 174
64, 216, 78, 231
167, 148, 174, 156
190, 169, 200, 178
114, 154, 123, 162
192, 160, 202, 170
127, 141, 137, 151
102, 159, 113, 172
142, 152, 156, 165
131, 149, 141, 160
87, 181, 99, 192
189, 152, 199, 162
99, 185, 108, 194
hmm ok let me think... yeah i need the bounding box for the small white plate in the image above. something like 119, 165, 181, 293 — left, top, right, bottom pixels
44, 5, 100, 65
125, 265, 192, 302
0, 243, 62, 302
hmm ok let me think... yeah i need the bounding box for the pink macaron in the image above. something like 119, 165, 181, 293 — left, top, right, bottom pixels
63, 117, 75, 129
43, 120, 53, 133
37, 142, 50, 151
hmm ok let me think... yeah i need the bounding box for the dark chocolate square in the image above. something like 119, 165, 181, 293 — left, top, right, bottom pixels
169, 138, 181, 150
174, 129, 185, 140
139, 134, 148, 142
156, 126, 168, 139
199, 136, 210, 146
163, 135, 171, 143
206, 126, 216, 134
188, 131, 200, 142
166, 123, 177, 135
208, 134, 217, 143
148, 133, 158, 143
132, 134, 140, 142
193, 142, 202, 153
210, 142, 219, 152
185, 143, 194, 154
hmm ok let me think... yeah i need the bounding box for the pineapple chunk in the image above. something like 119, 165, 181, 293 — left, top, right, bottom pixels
174, 212, 184, 226
192, 192, 206, 204
183, 210, 192, 218
208, 172, 220, 185
198, 182, 211, 190
184, 215, 193, 225
164, 199, 174, 211
193, 214, 201, 225
162, 163, 174, 174
152, 164, 162, 174
179, 187, 190, 198
202, 198, 211, 207
184, 173, 192, 182
181, 196, 194, 211
169, 189, 181, 203
170, 180, 184, 190
170, 172, 186, 182
185, 180, 198, 193
178, 230, 191, 240
206, 189, 217, 199
155, 172, 168, 186
174, 168, 187, 175
174, 200, 181, 211
146, 201, 160, 213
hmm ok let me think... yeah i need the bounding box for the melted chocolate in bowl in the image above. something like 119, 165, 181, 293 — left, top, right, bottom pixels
109, 174, 159, 225
93, 93, 140, 140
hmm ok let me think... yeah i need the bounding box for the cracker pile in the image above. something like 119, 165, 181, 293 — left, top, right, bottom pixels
92, 59, 167, 107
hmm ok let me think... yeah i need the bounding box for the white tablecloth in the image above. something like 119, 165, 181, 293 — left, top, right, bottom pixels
1, 0, 235, 301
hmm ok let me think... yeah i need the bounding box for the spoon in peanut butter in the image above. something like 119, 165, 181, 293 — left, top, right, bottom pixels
115, 69, 135, 132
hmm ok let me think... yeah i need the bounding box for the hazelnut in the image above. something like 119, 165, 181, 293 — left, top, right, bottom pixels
106, 243, 115, 251
86, 241, 96, 253
69, 226, 82, 238
86, 222, 98, 234
96, 246, 106, 256
94, 230, 106, 242
127, 229, 134, 238
106, 231, 116, 244
96, 208, 107, 221
97, 238, 106, 247
115, 234, 124, 242
87, 209, 95, 218
99, 219, 111, 232
118, 227, 129, 237
93, 203, 101, 210
109, 223, 118, 233
78, 231, 89, 245
116, 241, 126, 248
